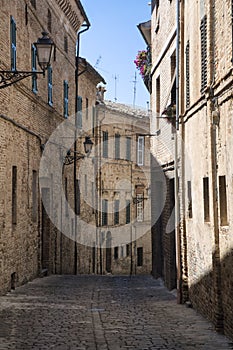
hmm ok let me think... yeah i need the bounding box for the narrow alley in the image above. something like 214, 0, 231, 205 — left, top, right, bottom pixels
0, 275, 232, 350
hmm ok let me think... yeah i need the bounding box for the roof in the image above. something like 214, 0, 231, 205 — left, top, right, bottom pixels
79, 57, 106, 85
103, 100, 150, 120
137, 20, 151, 46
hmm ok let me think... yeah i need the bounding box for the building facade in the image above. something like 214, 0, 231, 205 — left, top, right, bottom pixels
0, 0, 104, 294
143, 0, 233, 339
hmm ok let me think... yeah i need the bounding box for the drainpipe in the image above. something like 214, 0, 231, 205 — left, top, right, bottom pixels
209, 0, 223, 332
174, 0, 182, 303
74, 21, 90, 275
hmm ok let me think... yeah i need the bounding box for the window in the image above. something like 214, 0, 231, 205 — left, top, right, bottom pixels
47, 65, 53, 106
114, 247, 118, 259
47, 9, 52, 33
137, 136, 144, 166
115, 134, 120, 159
92, 107, 95, 136
63, 80, 69, 118
126, 137, 131, 161
200, 15, 207, 93
126, 244, 130, 257
136, 194, 143, 222
77, 96, 82, 128
126, 200, 130, 224
137, 247, 143, 266
10, 16, 16, 71
156, 76, 160, 128
103, 131, 108, 158
186, 41, 190, 108
12, 166, 17, 225
32, 170, 37, 222
114, 200, 119, 225
187, 181, 192, 218
31, 44, 37, 94
65, 177, 68, 217
203, 177, 210, 222
102, 199, 108, 226
219, 176, 228, 226
64, 35, 68, 53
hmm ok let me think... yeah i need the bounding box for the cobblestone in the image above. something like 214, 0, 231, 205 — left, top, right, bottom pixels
0, 275, 232, 349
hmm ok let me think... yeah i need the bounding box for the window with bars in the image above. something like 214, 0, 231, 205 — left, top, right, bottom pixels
200, 15, 207, 93
186, 41, 190, 108
77, 96, 82, 128
137, 136, 144, 166
31, 44, 37, 94
103, 131, 108, 158
63, 80, 69, 118
102, 199, 108, 226
47, 66, 53, 106
115, 134, 120, 159
114, 200, 119, 225
136, 194, 143, 222
10, 16, 16, 71
126, 137, 131, 161
126, 200, 131, 224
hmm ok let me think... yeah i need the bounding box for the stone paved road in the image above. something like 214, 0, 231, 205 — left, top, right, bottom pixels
0, 275, 233, 350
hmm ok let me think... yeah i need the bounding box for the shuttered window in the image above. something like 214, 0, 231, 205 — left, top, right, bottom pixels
10, 16, 16, 71
186, 41, 190, 108
31, 44, 37, 94
115, 134, 120, 159
77, 96, 82, 128
126, 137, 131, 161
137, 136, 144, 166
47, 66, 53, 106
103, 131, 108, 158
63, 80, 69, 118
200, 15, 207, 93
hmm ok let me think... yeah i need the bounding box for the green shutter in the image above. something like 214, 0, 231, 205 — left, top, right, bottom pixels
48, 66, 53, 106
63, 80, 69, 118
31, 44, 37, 93
10, 16, 16, 71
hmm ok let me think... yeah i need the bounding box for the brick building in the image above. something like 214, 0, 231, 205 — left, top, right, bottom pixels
139, 0, 233, 339
92, 101, 152, 275
0, 0, 104, 294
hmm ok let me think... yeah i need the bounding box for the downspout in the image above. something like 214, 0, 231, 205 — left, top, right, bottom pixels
74, 21, 90, 275
209, 0, 224, 332
175, 0, 182, 303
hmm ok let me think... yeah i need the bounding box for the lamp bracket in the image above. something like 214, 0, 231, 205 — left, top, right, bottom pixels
63, 150, 85, 165
0, 70, 44, 89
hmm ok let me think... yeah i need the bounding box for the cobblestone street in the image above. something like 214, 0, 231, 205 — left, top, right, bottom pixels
0, 275, 232, 350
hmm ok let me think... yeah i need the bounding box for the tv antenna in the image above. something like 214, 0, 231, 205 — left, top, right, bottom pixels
113, 74, 118, 102
94, 55, 102, 68
132, 71, 137, 108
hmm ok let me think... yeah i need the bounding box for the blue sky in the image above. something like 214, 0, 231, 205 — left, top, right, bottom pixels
80, 0, 151, 109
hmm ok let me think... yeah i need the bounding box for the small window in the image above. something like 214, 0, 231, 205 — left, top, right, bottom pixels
203, 177, 210, 222
103, 131, 108, 158
187, 181, 192, 218
10, 16, 16, 71
114, 200, 119, 225
114, 247, 118, 259
63, 80, 69, 118
64, 35, 68, 53
115, 134, 120, 159
137, 136, 144, 166
47, 66, 53, 106
77, 96, 82, 128
12, 166, 17, 225
47, 9, 52, 33
31, 44, 37, 94
137, 247, 143, 266
136, 194, 143, 222
219, 176, 228, 226
126, 200, 130, 224
126, 137, 131, 161
102, 199, 108, 226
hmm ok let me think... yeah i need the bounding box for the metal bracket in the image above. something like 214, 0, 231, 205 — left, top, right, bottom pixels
0, 70, 44, 89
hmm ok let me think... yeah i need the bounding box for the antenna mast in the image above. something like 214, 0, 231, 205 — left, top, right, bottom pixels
114, 74, 118, 102
132, 71, 137, 108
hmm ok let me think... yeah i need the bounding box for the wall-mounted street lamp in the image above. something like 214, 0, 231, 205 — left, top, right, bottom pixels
0, 32, 54, 89
63, 136, 93, 165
